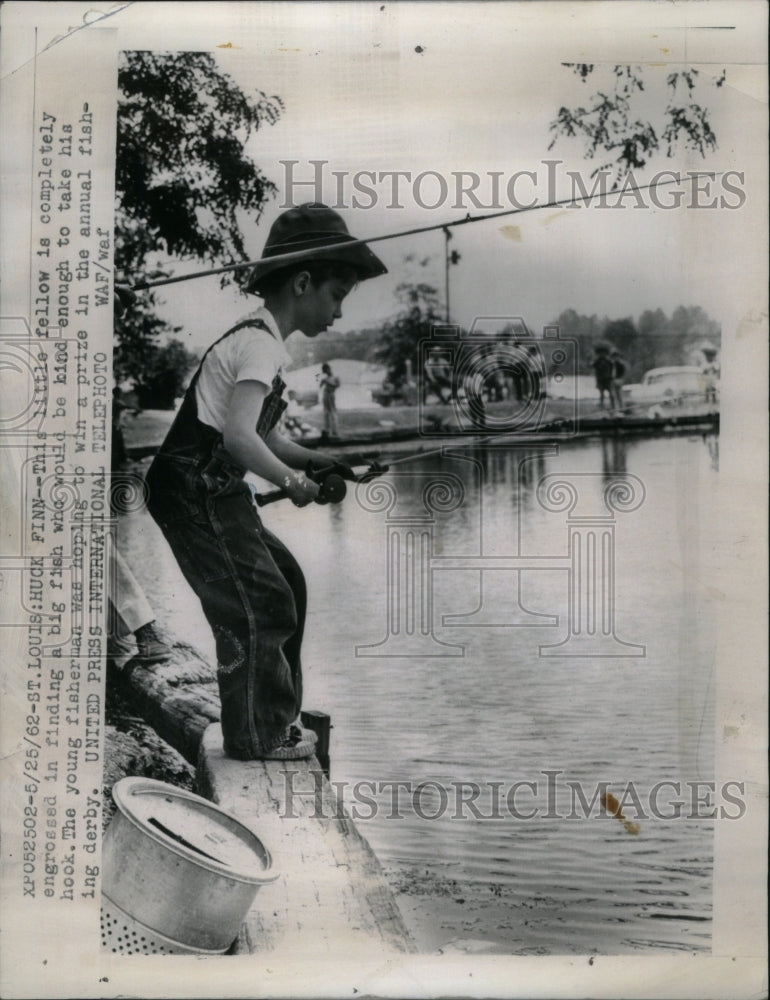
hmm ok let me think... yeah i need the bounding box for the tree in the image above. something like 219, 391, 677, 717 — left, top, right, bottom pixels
550, 309, 606, 372
133, 338, 199, 410
602, 317, 638, 360
372, 280, 444, 385
667, 304, 720, 343
546, 305, 720, 380
115, 51, 283, 382
549, 64, 725, 183
285, 327, 385, 369
638, 308, 668, 338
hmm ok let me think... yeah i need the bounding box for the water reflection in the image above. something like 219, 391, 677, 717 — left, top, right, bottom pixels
130, 432, 721, 954
703, 432, 719, 471
446, 442, 551, 512
601, 435, 628, 480
255, 434, 720, 954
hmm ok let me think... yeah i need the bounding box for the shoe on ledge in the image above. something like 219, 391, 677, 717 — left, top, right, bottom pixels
258, 724, 317, 760
134, 621, 172, 663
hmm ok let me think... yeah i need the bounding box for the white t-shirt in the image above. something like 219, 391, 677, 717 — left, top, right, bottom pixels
195, 307, 291, 433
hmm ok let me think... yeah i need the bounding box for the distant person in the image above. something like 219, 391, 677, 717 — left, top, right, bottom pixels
486, 344, 507, 403
610, 350, 627, 411
701, 348, 720, 406
510, 341, 526, 402
463, 367, 487, 428
526, 344, 546, 401
319, 362, 341, 440
423, 348, 453, 403
592, 346, 614, 410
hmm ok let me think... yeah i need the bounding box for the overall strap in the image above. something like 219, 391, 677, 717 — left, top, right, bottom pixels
189, 316, 287, 439
154, 318, 277, 463
187, 317, 274, 396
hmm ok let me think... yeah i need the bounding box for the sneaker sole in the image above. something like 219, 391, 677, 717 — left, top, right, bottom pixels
260, 740, 317, 761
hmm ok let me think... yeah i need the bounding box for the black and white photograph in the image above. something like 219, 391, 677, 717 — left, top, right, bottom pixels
0, 3, 766, 998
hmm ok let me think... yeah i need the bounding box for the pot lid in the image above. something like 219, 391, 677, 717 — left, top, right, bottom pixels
111, 777, 277, 884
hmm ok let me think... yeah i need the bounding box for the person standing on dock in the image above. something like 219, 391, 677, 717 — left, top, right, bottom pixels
610, 349, 627, 412
525, 343, 546, 402
319, 362, 341, 440
145, 204, 387, 761
701, 346, 720, 406
592, 345, 614, 410
510, 340, 526, 402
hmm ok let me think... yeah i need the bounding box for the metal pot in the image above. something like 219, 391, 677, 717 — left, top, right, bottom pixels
102, 777, 278, 954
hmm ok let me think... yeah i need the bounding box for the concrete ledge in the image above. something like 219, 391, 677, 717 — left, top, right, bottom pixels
197, 723, 415, 956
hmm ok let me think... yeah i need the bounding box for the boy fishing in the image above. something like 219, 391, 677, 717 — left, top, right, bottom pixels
145, 203, 387, 760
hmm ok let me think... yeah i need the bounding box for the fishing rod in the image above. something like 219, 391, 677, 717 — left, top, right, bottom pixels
132, 173, 720, 292
255, 418, 573, 506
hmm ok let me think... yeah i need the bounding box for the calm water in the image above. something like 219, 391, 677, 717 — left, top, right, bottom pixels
136, 431, 719, 955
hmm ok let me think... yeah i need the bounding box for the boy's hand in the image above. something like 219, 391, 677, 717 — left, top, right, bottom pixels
309, 457, 358, 481
330, 459, 358, 482
283, 470, 320, 507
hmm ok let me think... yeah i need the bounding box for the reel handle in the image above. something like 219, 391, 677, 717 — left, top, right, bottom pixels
255, 472, 347, 507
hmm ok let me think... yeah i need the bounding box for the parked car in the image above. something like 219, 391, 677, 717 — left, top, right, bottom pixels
622, 366, 712, 416
286, 387, 319, 409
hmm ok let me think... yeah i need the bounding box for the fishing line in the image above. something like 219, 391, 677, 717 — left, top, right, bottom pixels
131, 173, 722, 292
255, 420, 573, 505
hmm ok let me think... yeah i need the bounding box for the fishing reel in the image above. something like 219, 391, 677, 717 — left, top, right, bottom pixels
255, 460, 388, 507
307, 464, 348, 506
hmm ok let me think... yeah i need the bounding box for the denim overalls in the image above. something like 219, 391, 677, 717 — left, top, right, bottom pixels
145, 320, 306, 759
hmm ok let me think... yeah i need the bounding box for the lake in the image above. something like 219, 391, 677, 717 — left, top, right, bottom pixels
134, 430, 720, 955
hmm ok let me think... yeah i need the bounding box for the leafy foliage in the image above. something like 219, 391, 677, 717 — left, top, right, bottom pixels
552, 305, 720, 378
117, 51, 282, 267
134, 339, 199, 410
115, 51, 283, 383
549, 64, 723, 183
285, 327, 385, 369
372, 281, 445, 383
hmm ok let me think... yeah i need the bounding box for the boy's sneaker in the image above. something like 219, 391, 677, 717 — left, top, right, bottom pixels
134, 622, 172, 663
259, 724, 317, 761
290, 723, 318, 745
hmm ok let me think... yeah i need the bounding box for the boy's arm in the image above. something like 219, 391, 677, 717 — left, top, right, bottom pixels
267, 430, 354, 480
223, 381, 319, 504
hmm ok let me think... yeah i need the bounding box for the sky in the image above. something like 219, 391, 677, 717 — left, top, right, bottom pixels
110, 2, 767, 357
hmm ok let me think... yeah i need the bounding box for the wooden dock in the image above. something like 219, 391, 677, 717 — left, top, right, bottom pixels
108, 652, 415, 955
198, 725, 414, 955
127, 408, 719, 463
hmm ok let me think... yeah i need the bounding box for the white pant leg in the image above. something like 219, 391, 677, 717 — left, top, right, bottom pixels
109, 546, 154, 636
